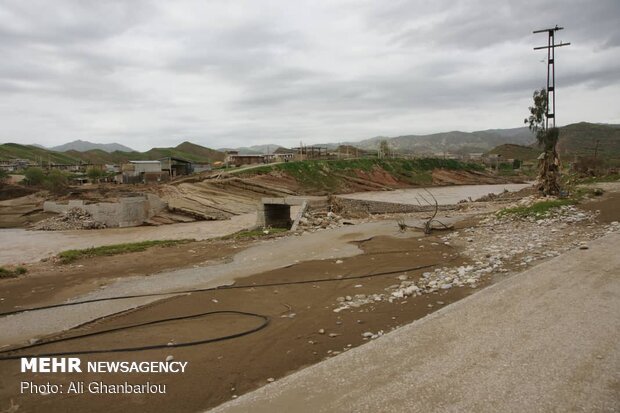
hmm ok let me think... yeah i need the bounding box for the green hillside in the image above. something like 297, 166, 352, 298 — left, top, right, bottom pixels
238, 158, 485, 193
0, 142, 225, 165
487, 122, 620, 161
556, 122, 620, 159
487, 144, 540, 161
0, 143, 80, 164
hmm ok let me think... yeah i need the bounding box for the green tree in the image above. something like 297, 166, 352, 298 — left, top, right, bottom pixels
0, 169, 8, 183
23, 167, 45, 186
524, 88, 547, 142
524, 88, 561, 196
86, 167, 104, 183
378, 140, 390, 159
44, 169, 69, 193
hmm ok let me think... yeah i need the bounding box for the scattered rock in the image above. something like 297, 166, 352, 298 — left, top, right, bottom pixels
32, 207, 106, 231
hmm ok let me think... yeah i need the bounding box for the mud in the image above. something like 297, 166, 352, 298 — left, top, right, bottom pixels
1, 188, 616, 413
0, 234, 481, 413
581, 191, 620, 223
0, 239, 249, 312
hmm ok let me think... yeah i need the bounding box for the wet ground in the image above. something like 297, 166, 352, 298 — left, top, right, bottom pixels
0, 233, 481, 413
1, 182, 618, 413
0, 183, 530, 266
341, 183, 532, 205
0, 213, 256, 266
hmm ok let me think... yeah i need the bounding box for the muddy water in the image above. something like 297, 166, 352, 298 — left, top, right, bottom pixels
0, 213, 257, 266
341, 183, 532, 205
0, 184, 530, 266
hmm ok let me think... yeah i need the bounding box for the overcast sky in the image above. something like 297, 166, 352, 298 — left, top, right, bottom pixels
1, 0, 619, 151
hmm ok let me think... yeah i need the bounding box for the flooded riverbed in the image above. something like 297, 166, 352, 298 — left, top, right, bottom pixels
0, 213, 257, 265
0, 184, 531, 266
341, 183, 532, 205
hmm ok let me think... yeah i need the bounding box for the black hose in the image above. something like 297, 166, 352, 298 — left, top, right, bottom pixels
0, 262, 440, 317
0, 310, 269, 360
0, 261, 448, 360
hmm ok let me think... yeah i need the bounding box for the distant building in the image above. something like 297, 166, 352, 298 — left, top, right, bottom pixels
291, 146, 328, 160
105, 164, 120, 173
273, 147, 295, 162
0, 159, 38, 172
120, 160, 168, 184
227, 154, 267, 167
160, 157, 193, 177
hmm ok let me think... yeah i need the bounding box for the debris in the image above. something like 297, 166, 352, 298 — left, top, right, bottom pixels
32, 207, 106, 231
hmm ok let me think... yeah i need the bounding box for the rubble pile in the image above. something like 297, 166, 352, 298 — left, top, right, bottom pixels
297, 211, 345, 231
32, 207, 106, 231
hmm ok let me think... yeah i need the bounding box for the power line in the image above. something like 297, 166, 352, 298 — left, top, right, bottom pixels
533, 25, 571, 130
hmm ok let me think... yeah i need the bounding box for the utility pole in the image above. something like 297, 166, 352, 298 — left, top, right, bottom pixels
533, 25, 570, 130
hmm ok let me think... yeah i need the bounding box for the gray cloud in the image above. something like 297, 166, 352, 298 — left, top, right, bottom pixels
0, 0, 618, 150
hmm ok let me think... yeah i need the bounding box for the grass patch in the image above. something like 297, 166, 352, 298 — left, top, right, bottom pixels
574, 173, 620, 185
0, 266, 27, 278
57, 239, 195, 264
226, 227, 289, 240
235, 158, 484, 193
497, 199, 576, 218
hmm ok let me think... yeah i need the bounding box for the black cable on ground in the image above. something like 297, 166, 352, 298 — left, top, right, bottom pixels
0, 259, 457, 359
0, 262, 443, 317
0, 310, 269, 361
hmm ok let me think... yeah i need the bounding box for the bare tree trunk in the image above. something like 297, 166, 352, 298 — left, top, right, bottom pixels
537, 149, 561, 196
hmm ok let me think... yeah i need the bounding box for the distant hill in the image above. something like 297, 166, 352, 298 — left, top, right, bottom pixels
486, 144, 540, 161
50, 140, 135, 153
486, 122, 620, 161
556, 122, 620, 159
0, 143, 79, 164
218, 144, 284, 155
0, 142, 224, 165
350, 127, 536, 154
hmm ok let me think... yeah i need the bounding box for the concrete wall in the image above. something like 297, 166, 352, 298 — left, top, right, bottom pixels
43, 194, 167, 228
332, 196, 457, 216
134, 162, 162, 174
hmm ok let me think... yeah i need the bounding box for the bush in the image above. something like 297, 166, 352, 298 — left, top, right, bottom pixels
0, 266, 27, 278
23, 167, 46, 186
86, 167, 104, 183
43, 169, 69, 193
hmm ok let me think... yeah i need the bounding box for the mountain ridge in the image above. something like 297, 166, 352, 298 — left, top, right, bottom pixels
50, 140, 135, 153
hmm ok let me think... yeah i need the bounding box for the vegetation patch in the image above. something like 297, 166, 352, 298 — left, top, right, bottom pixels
57, 239, 195, 264
0, 266, 27, 278
497, 199, 576, 218
574, 173, 620, 185
226, 227, 289, 240
236, 158, 484, 193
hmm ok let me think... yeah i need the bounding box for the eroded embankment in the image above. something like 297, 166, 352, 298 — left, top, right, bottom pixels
158, 159, 520, 220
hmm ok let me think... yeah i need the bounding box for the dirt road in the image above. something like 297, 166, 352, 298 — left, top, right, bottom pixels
211, 231, 620, 413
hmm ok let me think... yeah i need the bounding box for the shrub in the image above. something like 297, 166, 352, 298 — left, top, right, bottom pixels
23, 167, 46, 186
